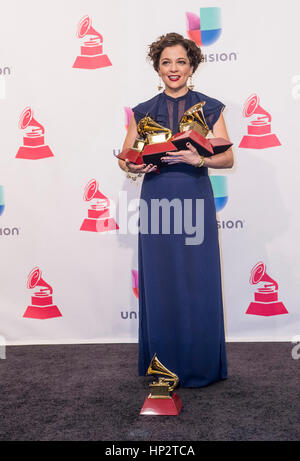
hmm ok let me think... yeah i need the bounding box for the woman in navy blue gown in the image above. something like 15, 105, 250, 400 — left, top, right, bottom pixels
118, 33, 233, 387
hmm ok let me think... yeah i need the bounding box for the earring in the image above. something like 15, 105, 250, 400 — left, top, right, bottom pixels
157, 76, 163, 91
188, 75, 194, 90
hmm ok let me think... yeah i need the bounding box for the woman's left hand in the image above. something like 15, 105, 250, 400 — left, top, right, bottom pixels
161, 142, 202, 167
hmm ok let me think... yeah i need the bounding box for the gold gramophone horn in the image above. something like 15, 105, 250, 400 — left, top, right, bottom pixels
146, 353, 179, 394
179, 101, 210, 137
137, 115, 172, 144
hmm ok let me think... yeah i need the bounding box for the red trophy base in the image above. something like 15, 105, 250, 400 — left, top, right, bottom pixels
73, 54, 112, 69
23, 305, 62, 319
16, 145, 54, 159
239, 134, 281, 149
246, 301, 288, 316
80, 217, 119, 232
117, 148, 143, 165
171, 130, 213, 156
209, 137, 233, 154
142, 141, 177, 166
140, 393, 182, 415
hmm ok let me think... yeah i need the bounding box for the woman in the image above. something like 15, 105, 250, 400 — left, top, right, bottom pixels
118, 33, 233, 387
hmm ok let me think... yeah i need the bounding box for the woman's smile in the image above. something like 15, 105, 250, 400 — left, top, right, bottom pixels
168, 75, 181, 81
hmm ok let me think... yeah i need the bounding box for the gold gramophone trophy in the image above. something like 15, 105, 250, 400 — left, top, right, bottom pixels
117, 136, 146, 165
117, 115, 177, 166
171, 102, 233, 156
138, 116, 177, 166
140, 354, 182, 415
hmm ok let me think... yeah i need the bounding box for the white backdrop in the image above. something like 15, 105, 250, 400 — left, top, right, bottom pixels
0, 0, 299, 344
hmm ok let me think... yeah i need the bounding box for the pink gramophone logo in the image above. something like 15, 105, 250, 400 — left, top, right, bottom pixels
239, 94, 281, 149
80, 179, 119, 232
16, 107, 54, 160
132, 270, 139, 298
23, 267, 62, 319
246, 262, 288, 316
73, 15, 112, 69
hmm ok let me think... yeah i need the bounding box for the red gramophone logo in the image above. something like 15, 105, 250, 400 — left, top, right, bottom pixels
80, 179, 119, 232
246, 262, 288, 316
132, 270, 139, 298
239, 94, 281, 149
73, 15, 112, 69
16, 107, 54, 159
23, 267, 62, 319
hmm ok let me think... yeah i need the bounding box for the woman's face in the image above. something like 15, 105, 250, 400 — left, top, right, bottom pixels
158, 44, 193, 95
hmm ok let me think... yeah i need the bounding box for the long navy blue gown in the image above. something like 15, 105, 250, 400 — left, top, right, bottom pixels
133, 89, 227, 387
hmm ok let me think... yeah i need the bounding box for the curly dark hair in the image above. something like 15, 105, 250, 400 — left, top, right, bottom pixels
148, 32, 204, 73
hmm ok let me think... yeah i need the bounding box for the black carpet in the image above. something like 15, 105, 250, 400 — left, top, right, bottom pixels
0, 342, 299, 441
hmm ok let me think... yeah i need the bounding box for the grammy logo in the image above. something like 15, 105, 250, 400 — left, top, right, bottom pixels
73, 16, 112, 69
23, 267, 62, 319
80, 179, 119, 233
246, 262, 288, 316
16, 108, 54, 160
239, 94, 281, 149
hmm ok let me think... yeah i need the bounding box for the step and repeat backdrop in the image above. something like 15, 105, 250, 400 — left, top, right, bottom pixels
0, 0, 299, 344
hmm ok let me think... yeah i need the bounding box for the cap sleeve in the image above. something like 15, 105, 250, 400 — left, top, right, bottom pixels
203, 98, 225, 130
132, 104, 145, 125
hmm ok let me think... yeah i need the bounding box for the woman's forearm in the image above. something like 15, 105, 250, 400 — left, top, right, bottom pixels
203, 148, 234, 169
118, 158, 127, 171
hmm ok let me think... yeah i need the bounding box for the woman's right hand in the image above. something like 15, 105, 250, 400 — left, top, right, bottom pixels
125, 159, 157, 174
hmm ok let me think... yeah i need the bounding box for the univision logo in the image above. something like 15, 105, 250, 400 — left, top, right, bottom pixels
121, 270, 139, 320
0, 66, 11, 76
0, 67, 11, 100
0, 186, 4, 216
210, 176, 244, 230
0, 227, 19, 236
121, 310, 137, 320
186, 8, 221, 46
132, 270, 139, 298
186, 8, 238, 63
124, 107, 133, 131
0, 186, 21, 236
210, 175, 228, 212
